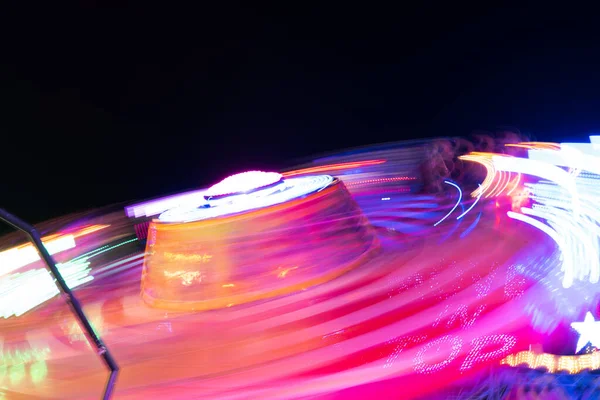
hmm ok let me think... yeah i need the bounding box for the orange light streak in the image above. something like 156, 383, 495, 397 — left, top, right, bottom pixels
458, 153, 497, 197
506, 173, 521, 196
282, 160, 386, 177
459, 152, 523, 198
345, 176, 416, 187
505, 142, 561, 151
501, 349, 600, 374
71, 224, 110, 238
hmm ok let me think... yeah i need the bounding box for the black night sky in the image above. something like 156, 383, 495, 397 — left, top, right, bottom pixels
2, 4, 600, 227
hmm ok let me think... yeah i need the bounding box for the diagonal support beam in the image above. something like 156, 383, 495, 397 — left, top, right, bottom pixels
0, 208, 119, 399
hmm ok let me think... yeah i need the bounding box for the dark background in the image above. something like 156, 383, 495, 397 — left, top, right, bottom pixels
1, 4, 600, 226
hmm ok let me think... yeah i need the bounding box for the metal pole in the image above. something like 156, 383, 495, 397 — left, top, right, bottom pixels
0, 208, 119, 399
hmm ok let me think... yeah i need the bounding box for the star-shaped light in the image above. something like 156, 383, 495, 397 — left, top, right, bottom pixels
571, 312, 600, 353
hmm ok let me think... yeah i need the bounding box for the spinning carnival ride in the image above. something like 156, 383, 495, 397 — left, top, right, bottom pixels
141, 172, 379, 311
0, 136, 599, 399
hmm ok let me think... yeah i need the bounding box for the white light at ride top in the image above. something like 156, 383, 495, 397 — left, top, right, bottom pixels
0, 235, 76, 277
158, 174, 334, 223
125, 172, 284, 220
125, 171, 333, 221
494, 137, 600, 289
205, 171, 283, 198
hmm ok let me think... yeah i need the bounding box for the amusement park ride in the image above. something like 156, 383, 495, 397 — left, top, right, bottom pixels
1, 136, 599, 399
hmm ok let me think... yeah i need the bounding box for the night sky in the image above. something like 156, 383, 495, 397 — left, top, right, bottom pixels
2, 4, 600, 226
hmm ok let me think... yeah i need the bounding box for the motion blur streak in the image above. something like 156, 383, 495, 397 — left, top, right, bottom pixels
0, 237, 135, 319
433, 181, 462, 226
282, 159, 386, 177
0, 224, 109, 277
458, 153, 521, 198
505, 142, 562, 151
496, 139, 600, 288
502, 349, 600, 374
456, 185, 482, 220
0, 234, 76, 276
0, 258, 93, 318
464, 137, 600, 289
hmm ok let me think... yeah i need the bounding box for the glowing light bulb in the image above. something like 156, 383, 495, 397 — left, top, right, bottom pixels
205, 171, 283, 199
